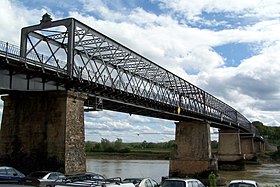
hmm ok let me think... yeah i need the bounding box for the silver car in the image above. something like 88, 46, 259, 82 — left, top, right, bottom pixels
28, 171, 65, 186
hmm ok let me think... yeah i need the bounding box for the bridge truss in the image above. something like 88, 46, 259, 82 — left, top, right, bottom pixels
0, 14, 258, 135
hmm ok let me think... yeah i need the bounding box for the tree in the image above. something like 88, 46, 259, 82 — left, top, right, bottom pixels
114, 138, 123, 152
101, 138, 113, 152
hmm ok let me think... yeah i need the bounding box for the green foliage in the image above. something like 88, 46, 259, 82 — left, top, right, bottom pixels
208, 171, 217, 187
211, 140, 218, 152
85, 139, 176, 153
85, 141, 95, 152
253, 121, 280, 159
85, 138, 131, 153
253, 121, 280, 145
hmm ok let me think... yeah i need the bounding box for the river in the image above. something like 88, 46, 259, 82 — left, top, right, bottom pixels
86, 158, 280, 186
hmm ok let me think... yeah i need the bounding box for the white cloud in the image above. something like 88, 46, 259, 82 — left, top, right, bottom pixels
0, 0, 49, 44
128, 115, 151, 123
158, 0, 280, 21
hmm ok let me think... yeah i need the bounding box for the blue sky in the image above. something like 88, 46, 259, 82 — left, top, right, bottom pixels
0, 0, 279, 142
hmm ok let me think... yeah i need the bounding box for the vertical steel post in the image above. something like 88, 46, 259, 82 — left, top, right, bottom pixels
67, 19, 75, 78
20, 28, 28, 59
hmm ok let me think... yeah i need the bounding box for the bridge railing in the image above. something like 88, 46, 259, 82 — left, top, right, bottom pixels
0, 40, 68, 75
0, 41, 20, 57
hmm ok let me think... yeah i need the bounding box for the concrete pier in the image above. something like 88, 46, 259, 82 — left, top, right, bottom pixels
254, 140, 265, 153
240, 136, 256, 160
218, 128, 244, 170
169, 120, 217, 178
0, 91, 87, 174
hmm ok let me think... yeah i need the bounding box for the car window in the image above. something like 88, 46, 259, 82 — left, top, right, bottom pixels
48, 173, 57, 180
145, 179, 153, 187
57, 173, 65, 179
0, 168, 7, 175
150, 179, 158, 187
6, 168, 17, 175
197, 181, 205, 187
192, 181, 199, 187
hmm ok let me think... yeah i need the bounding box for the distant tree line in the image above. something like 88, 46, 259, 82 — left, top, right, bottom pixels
253, 121, 280, 158
85, 138, 221, 154
85, 138, 176, 153
253, 121, 280, 145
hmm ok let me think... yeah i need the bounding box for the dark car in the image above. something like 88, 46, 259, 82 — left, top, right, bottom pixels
0, 166, 25, 183
65, 172, 106, 181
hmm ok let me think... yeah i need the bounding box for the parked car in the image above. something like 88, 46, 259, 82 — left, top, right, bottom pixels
54, 172, 135, 187
0, 166, 25, 182
228, 180, 259, 187
161, 178, 205, 187
27, 171, 65, 186
123, 178, 159, 187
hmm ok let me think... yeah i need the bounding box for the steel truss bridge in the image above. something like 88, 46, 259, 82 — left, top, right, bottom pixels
0, 14, 259, 137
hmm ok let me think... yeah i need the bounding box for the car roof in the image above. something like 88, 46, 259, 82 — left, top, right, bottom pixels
164, 178, 200, 182
0, 166, 14, 169
229, 180, 257, 185
124, 178, 144, 180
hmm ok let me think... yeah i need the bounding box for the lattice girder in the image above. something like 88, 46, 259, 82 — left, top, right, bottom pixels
18, 15, 255, 134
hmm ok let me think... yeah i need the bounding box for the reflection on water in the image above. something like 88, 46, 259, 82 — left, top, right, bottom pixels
86, 158, 280, 186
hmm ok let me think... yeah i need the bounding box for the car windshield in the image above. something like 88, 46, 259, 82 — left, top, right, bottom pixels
162, 180, 186, 187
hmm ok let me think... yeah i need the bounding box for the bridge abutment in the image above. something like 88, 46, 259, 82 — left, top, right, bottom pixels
169, 120, 217, 178
0, 91, 87, 175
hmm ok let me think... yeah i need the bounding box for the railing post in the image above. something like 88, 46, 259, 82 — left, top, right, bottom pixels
5, 42, 8, 57
203, 92, 206, 114
235, 111, 238, 125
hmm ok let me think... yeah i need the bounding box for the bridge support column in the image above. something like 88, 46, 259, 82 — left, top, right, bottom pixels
0, 91, 87, 175
240, 136, 256, 161
218, 129, 244, 170
254, 140, 265, 153
169, 120, 217, 178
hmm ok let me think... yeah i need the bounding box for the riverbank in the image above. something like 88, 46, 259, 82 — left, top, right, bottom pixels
86, 151, 170, 160
86, 152, 280, 164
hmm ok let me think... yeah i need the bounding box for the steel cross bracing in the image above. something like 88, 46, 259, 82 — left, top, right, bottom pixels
0, 14, 259, 136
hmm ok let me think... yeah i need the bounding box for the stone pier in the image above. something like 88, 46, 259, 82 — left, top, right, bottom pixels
0, 91, 87, 174
240, 135, 256, 161
254, 140, 265, 153
218, 128, 244, 170
169, 120, 217, 178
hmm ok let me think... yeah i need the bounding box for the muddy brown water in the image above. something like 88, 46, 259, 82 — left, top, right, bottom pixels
86, 159, 280, 186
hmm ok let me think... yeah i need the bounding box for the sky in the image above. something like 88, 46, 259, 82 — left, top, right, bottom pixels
0, 0, 279, 142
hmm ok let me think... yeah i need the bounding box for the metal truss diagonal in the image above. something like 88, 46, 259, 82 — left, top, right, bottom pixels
0, 14, 259, 137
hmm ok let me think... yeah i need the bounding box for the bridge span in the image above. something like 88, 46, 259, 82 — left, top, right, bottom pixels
0, 14, 264, 177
